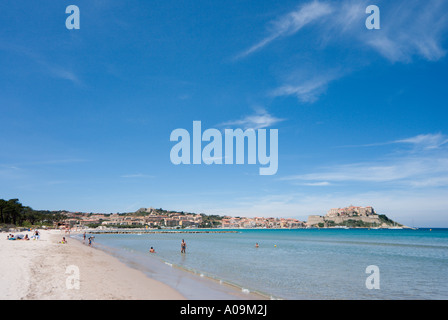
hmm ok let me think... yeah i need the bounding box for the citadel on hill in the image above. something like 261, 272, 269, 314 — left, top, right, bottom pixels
307, 205, 404, 228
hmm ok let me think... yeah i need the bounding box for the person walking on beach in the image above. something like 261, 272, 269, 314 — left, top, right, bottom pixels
181, 239, 186, 253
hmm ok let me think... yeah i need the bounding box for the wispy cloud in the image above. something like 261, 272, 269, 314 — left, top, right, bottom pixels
1, 158, 88, 168
281, 133, 448, 188
281, 161, 436, 183
270, 72, 341, 103
0, 42, 81, 85
236, 0, 448, 103
202, 156, 231, 163
365, 0, 448, 62
297, 181, 331, 186
395, 133, 448, 150
239, 0, 448, 63
235, 1, 333, 59
0, 164, 23, 180
30, 158, 87, 165
220, 108, 285, 129
48, 66, 80, 85
337, 133, 448, 151
120, 173, 154, 178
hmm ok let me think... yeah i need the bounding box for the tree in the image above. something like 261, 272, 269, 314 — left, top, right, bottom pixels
24, 207, 39, 225
0, 199, 7, 224
5, 199, 22, 225
0, 198, 67, 227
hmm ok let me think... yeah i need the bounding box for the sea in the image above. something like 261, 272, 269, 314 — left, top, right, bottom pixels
74, 228, 448, 300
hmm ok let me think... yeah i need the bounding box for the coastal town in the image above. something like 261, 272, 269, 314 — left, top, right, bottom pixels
56, 205, 404, 230
60, 207, 307, 230
0, 197, 405, 231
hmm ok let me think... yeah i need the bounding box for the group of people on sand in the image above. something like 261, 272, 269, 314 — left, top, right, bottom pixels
7, 230, 40, 241
149, 239, 187, 254
7, 233, 29, 240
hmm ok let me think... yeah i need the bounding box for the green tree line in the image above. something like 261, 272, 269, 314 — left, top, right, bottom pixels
0, 198, 67, 227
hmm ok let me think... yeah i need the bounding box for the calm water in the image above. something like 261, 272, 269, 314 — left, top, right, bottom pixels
79, 228, 448, 300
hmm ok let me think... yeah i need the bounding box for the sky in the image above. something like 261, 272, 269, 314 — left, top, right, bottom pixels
1, 0, 448, 227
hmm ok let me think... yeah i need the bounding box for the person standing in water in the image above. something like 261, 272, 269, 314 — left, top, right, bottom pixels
181, 239, 186, 253
88, 236, 94, 247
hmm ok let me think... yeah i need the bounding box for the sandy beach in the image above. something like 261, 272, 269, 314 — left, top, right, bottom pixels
0, 229, 267, 300
0, 229, 185, 300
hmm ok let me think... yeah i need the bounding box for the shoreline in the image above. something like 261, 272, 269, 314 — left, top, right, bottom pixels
0, 229, 268, 300
70, 232, 270, 300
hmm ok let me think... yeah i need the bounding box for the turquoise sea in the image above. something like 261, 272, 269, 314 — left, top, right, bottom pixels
76, 228, 448, 300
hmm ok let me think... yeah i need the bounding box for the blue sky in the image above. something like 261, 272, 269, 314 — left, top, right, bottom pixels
1, 0, 448, 227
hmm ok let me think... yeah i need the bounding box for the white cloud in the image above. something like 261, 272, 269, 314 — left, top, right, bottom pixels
366, 36, 410, 63
235, 1, 333, 59
281, 163, 421, 183
120, 174, 154, 178
220, 108, 284, 129
0, 42, 82, 85
337, 133, 448, 150
395, 133, 448, 150
1, 158, 88, 167
365, 0, 448, 62
297, 181, 331, 186
237, 0, 448, 103
261, 0, 448, 63
282, 133, 448, 187
270, 72, 340, 103
49, 67, 80, 84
